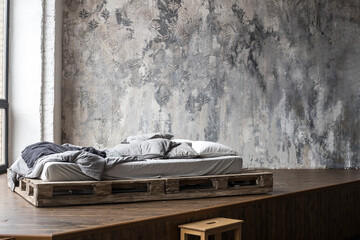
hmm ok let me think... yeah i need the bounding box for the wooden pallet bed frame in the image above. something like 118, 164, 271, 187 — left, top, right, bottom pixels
8, 169, 273, 207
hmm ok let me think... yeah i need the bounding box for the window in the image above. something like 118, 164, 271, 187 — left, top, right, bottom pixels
0, 0, 8, 173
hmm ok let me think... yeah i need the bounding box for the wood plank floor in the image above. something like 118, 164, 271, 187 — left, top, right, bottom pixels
1, 169, 360, 238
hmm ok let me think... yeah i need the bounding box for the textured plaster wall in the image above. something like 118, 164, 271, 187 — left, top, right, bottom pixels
62, 0, 359, 168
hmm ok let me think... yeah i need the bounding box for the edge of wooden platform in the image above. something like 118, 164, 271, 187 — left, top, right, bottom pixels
0, 234, 52, 240
50, 177, 360, 239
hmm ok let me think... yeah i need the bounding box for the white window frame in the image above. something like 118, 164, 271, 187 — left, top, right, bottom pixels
0, 0, 9, 173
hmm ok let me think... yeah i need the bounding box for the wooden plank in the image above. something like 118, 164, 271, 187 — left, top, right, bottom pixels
19, 178, 26, 191
8, 171, 273, 207
36, 185, 53, 199
148, 180, 165, 194
165, 179, 179, 193
94, 182, 111, 196
212, 178, 228, 190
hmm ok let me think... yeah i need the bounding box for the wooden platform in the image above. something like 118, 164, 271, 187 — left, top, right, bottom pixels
1, 169, 360, 240
10, 170, 272, 207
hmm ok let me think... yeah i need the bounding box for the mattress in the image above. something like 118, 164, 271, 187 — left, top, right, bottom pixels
40, 156, 243, 181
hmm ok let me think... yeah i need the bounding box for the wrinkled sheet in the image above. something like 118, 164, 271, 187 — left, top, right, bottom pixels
40, 156, 243, 181
8, 138, 201, 190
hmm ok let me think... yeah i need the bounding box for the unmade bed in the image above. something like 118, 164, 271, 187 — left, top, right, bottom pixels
8, 133, 273, 207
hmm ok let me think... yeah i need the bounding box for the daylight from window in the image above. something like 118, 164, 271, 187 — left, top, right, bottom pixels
0, 0, 6, 166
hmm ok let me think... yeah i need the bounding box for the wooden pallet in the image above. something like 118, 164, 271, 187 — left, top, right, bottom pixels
8, 169, 273, 207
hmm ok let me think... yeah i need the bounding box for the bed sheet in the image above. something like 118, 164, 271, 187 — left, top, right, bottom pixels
40, 156, 243, 181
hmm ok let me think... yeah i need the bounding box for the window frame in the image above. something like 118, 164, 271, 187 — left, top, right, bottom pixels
0, 0, 9, 174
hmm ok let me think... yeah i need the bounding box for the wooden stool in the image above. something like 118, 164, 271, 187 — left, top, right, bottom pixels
179, 217, 243, 240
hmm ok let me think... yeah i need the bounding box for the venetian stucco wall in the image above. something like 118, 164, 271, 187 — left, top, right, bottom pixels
62, 0, 359, 168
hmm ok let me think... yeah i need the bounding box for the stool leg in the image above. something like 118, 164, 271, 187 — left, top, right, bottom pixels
180, 229, 186, 240
235, 227, 241, 240
201, 232, 206, 240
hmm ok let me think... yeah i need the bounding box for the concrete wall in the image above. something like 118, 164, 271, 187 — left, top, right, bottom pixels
62, 0, 359, 168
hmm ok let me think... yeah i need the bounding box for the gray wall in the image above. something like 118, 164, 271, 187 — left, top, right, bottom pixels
62, 0, 359, 168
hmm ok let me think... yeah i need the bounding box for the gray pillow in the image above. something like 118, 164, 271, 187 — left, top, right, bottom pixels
166, 142, 199, 159
113, 138, 172, 159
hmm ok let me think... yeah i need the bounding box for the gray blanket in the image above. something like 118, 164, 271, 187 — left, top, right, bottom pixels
8, 151, 142, 191
8, 138, 199, 191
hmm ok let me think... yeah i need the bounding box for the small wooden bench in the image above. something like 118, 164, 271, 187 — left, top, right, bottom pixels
179, 217, 243, 240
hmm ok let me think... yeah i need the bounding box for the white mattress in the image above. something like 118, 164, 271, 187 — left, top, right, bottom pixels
40, 156, 243, 181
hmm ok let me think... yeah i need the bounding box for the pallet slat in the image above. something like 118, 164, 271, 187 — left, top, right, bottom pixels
8, 169, 273, 207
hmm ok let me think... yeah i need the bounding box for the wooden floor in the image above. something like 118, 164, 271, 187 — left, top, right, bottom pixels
1, 169, 360, 240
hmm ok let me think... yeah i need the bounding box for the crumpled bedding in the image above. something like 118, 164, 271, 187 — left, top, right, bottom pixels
8, 151, 142, 191
8, 135, 239, 191
21, 141, 106, 168
8, 138, 196, 190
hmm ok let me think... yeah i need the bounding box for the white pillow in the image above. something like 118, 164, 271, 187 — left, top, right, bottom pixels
171, 139, 193, 144
191, 141, 238, 157
122, 133, 173, 143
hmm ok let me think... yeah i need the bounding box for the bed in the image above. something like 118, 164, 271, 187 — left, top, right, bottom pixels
8, 133, 273, 207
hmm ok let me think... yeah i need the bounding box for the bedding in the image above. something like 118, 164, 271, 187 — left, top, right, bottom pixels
40, 156, 243, 181
21, 141, 106, 168
8, 151, 141, 190
191, 141, 238, 157
122, 132, 174, 143
165, 142, 199, 159
9, 134, 242, 190
107, 138, 176, 159
171, 139, 239, 157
